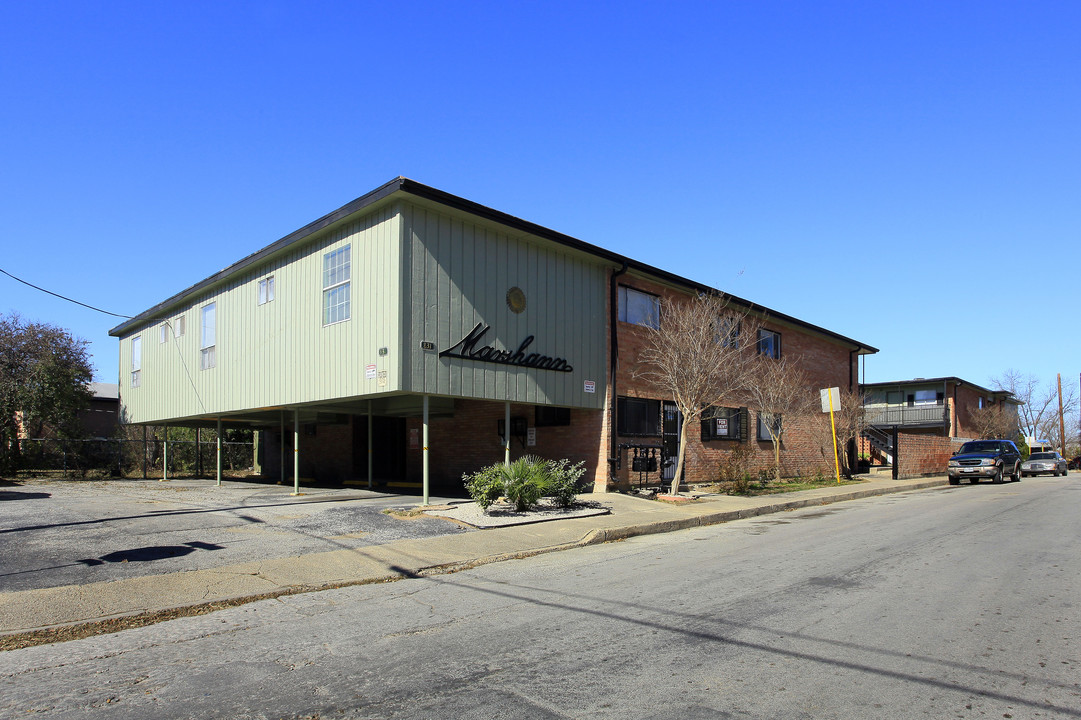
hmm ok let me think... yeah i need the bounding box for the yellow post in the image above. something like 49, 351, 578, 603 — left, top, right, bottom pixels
828, 391, 841, 483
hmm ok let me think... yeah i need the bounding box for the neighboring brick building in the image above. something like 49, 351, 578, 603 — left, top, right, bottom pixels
110, 178, 876, 493
860, 377, 1021, 476
15, 382, 119, 440
861, 377, 1019, 441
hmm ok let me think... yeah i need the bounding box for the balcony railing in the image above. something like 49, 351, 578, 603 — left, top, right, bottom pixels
864, 404, 948, 428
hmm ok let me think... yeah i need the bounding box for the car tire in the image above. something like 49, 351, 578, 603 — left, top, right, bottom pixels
1011, 464, 1020, 481
993, 467, 1003, 483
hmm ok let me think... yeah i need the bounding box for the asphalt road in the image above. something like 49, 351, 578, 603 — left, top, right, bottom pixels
2, 476, 1079, 719
0, 478, 471, 592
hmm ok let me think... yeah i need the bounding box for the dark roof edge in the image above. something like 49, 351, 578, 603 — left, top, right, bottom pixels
110, 177, 878, 354
400, 180, 877, 354
108, 178, 407, 337
860, 376, 1018, 400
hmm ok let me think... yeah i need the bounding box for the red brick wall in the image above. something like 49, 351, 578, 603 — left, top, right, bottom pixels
405, 400, 604, 488
261, 420, 354, 484
896, 431, 961, 477
607, 275, 860, 488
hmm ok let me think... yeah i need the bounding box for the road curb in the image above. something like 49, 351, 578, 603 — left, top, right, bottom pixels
0, 478, 949, 650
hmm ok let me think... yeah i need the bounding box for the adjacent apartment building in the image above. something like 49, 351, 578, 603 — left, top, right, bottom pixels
110, 178, 877, 492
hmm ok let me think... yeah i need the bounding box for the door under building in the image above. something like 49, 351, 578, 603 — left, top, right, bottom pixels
662, 401, 682, 482
352, 415, 407, 484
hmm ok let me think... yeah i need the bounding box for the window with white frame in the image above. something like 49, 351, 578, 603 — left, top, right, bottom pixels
258, 276, 275, 305
161, 316, 185, 342
617, 286, 659, 328
131, 336, 142, 387
757, 328, 781, 358
323, 246, 351, 325
200, 302, 216, 370
913, 389, 938, 406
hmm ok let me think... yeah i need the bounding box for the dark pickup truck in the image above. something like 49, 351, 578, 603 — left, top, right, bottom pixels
947, 439, 1022, 484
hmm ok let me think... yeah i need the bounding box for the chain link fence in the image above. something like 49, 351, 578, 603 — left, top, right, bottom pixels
15, 436, 256, 479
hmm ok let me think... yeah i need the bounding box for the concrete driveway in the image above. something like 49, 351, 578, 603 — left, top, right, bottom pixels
0, 478, 471, 594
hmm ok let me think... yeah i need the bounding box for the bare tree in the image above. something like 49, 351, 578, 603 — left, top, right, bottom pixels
745, 355, 816, 481
634, 292, 759, 495
813, 389, 868, 478
992, 369, 1077, 447
967, 404, 1018, 440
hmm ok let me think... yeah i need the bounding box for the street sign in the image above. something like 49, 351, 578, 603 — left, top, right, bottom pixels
820, 386, 842, 483
820, 386, 840, 413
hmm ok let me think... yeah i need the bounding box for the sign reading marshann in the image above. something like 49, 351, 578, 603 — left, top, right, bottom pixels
439, 322, 574, 372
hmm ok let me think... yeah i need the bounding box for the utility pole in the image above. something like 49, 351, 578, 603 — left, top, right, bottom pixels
1057, 373, 1065, 453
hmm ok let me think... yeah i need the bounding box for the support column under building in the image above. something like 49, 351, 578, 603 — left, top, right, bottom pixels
504, 401, 511, 466
422, 395, 430, 506
367, 400, 373, 490
293, 409, 301, 496
217, 415, 223, 488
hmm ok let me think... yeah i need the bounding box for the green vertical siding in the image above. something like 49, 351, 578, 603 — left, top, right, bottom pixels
401, 202, 607, 409
117, 197, 609, 425
118, 207, 402, 424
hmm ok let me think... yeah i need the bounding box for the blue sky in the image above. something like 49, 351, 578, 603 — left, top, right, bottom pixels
2, 1, 1079, 398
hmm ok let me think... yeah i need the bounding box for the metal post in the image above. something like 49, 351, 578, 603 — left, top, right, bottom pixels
142, 426, 148, 479
279, 412, 285, 485
891, 425, 899, 480
196, 427, 202, 478
504, 401, 511, 466
292, 409, 301, 496
162, 425, 169, 481
422, 395, 430, 506
367, 400, 373, 490
1057, 373, 1065, 453
217, 417, 223, 484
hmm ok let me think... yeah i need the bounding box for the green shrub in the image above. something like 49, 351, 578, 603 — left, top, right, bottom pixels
501, 455, 550, 511
464, 464, 504, 510
545, 458, 585, 507
464, 456, 586, 512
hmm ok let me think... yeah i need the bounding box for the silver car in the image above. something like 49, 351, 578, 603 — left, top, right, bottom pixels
1021, 451, 1068, 477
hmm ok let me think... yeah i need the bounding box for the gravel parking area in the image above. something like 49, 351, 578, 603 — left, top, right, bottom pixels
0, 478, 472, 593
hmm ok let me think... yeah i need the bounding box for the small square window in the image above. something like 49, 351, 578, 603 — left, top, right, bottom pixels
716, 318, 740, 348
701, 407, 745, 441
617, 396, 661, 436
757, 329, 781, 359
618, 286, 660, 329
258, 276, 275, 305
174, 316, 185, 338
757, 413, 782, 442
160, 324, 169, 344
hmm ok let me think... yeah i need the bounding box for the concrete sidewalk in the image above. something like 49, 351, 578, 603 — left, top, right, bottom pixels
0, 475, 948, 646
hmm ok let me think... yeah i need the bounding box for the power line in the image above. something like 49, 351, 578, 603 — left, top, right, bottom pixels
0, 267, 132, 319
